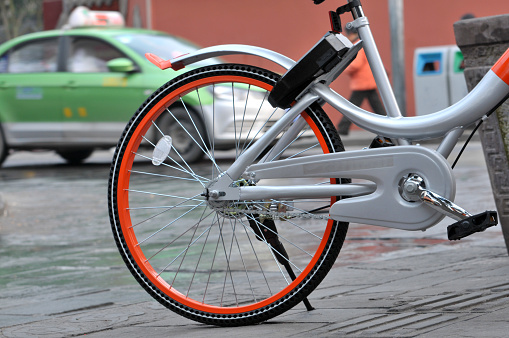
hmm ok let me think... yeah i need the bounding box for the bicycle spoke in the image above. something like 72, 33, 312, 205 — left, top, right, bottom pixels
133, 149, 209, 184
212, 84, 217, 179
214, 216, 237, 306
179, 97, 224, 175
144, 126, 200, 177
138, 200, 206, 246
240, 91, 271, 155
286, 142, 320, 159
171, 206, 207, 287
166, 107, 221, 169
129, 194, 204, 228
203, 212, 223, 304
237, 84, 251, 154
231, 83, 239, 159
129, 169, 205, 183
238, 214, 273, 295
125, 189, 202, 202
245, 214, 311, 270
242, 104, 281, 155
187, 207, 215, 297
154, 209, 217, 272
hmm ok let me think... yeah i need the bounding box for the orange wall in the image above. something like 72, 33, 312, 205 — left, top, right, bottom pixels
138, 0, 509, 122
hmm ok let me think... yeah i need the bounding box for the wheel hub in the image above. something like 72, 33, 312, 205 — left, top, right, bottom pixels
204, 178, 253, 217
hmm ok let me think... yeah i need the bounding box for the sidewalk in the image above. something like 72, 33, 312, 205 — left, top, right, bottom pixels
1, 132, 507, 337
2, 235, 507, 337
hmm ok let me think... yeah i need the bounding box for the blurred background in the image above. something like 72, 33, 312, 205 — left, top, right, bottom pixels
49, 0, 509, 120
3, 0, 509, 118
133, 0, 509, 119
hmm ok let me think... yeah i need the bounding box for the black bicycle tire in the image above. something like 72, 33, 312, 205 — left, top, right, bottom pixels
108, 64, 349, 326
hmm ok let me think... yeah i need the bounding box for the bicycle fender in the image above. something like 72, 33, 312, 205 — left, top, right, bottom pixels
146, 44, 296, 71
244, 145, 455, 231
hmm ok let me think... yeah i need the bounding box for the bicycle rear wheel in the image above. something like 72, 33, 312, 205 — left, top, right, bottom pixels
108, 64, 349, 326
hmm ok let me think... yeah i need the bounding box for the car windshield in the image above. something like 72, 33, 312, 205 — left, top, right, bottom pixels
114, 33, 218, 65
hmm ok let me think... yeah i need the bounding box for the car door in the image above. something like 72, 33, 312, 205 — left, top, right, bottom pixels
0, 37, 66, 146
60, 36, 146, 145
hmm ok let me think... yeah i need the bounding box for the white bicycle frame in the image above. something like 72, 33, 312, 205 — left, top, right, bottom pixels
146, 2, 509, 232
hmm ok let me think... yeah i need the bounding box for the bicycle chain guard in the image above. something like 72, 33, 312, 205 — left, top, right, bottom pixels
243, 146, 456, 231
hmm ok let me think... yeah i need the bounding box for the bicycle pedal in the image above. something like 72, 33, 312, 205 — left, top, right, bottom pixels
369, 136, 395, 148
447, 211, 498, 240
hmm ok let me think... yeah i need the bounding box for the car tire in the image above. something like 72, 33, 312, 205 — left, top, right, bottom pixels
0, 124, 8, 166
156, 106, 207, 163
57, 149, 94, 164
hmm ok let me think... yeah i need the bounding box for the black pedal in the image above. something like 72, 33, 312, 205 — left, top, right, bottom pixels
369, 136, 395, 148
447, 211, 498, 240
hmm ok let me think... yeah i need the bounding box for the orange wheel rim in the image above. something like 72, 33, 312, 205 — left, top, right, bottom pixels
115, 75, 337, 314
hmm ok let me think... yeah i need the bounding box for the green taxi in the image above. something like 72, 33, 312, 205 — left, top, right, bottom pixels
0, 8, 216, 165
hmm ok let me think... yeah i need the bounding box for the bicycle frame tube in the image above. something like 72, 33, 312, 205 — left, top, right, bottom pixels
223, 92, 320, 181
353, 17, 403, 119
311, 70, 509, 140
258, 114, 309, 163
492, 48, 509, 85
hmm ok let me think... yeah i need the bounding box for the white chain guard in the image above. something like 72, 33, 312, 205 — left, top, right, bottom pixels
244, 146, 455, 231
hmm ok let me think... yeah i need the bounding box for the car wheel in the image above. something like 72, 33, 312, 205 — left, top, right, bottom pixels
57, 149, 94, 164
0, 124, 8, 166
157, 106, 207, 163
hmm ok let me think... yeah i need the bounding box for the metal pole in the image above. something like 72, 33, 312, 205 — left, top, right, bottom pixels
145, 0, 152, 29
388, 0, 407, 116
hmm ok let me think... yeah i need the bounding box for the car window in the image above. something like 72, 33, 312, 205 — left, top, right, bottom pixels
114, 33, 220, 67
114, 33, 212, 62
69, 37, 124, 72
1, 38, 59, 73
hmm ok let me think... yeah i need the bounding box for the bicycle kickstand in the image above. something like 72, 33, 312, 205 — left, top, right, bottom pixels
248, 216, 315, 311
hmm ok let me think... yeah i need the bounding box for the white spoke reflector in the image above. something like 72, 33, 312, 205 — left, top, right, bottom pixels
152, 135, 173, 166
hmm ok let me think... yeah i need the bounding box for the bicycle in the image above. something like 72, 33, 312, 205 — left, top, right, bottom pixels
107, 0, 509, 326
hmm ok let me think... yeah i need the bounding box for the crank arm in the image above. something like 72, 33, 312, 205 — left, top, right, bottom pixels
421, 190, 471, 221
401, 174, 471, 221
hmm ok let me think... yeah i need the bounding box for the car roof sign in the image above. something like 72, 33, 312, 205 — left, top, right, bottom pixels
67, 6, 125, 29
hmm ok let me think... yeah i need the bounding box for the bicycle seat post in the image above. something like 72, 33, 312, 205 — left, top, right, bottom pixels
348, 0, 365, 19
346, 0, 405, 122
